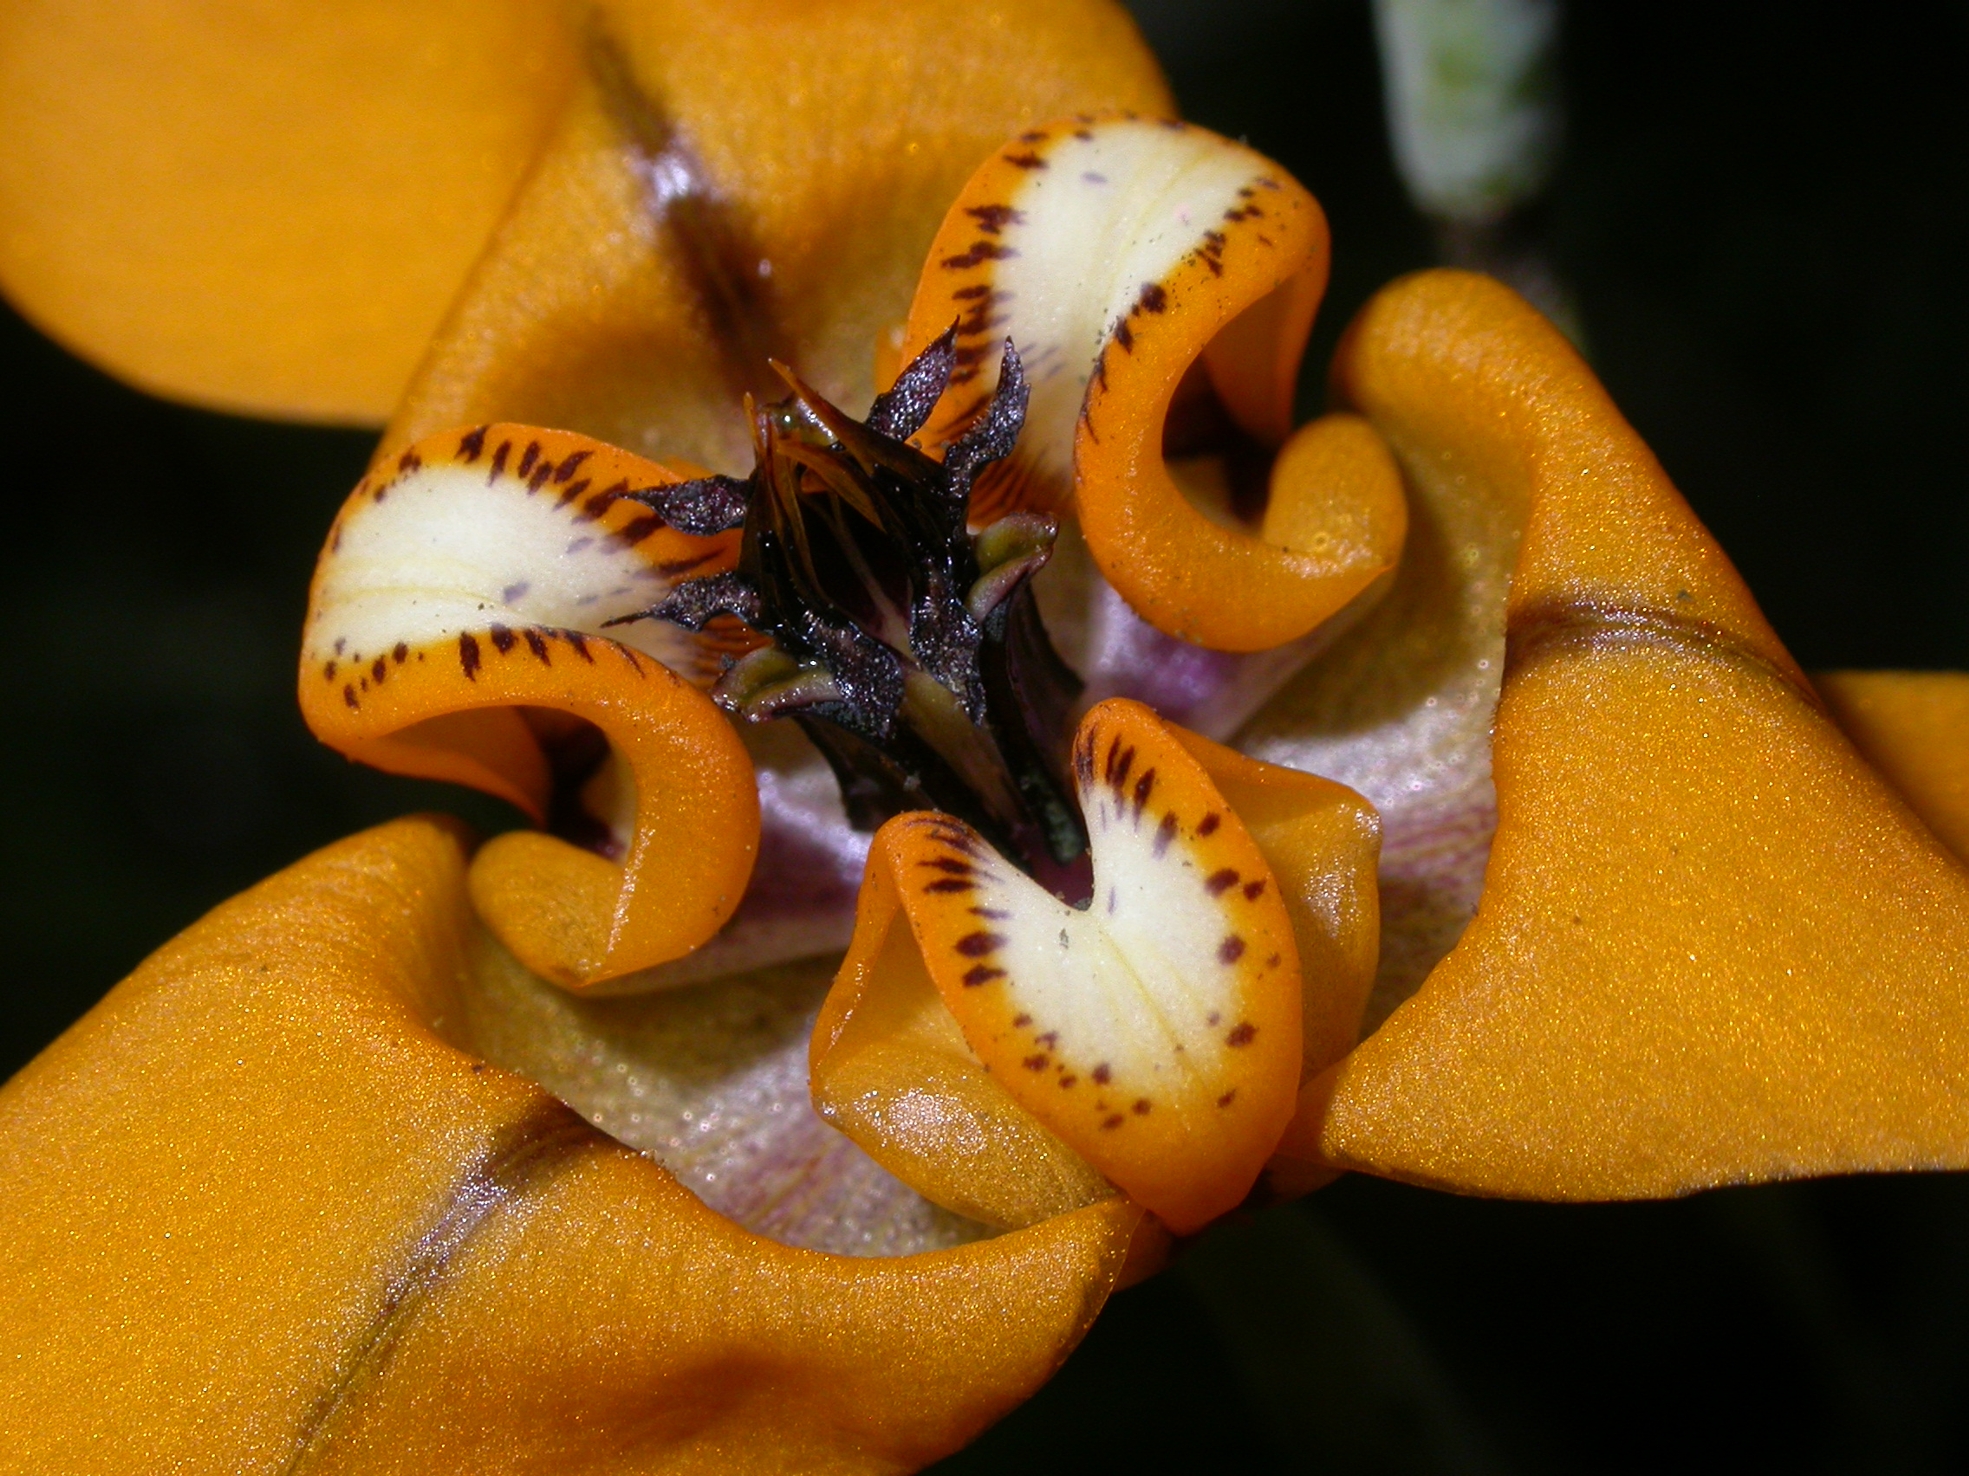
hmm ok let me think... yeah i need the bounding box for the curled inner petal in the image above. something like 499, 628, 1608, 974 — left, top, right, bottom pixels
817, 699, 1320, 1235
899, 114, 1406, 651
300, 424, 758, 988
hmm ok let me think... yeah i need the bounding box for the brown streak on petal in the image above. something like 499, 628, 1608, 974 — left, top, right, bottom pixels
281, 1101, 597, 1470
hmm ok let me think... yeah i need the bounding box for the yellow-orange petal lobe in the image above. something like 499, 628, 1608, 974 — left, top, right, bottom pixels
899, 115, 1405, 651
820, 700, 1305, 1235
301, 424, 757, 989
0, 817, 1143, 1471
1819, 670, 1969, 864
0, 1, 577, 422
1276, 271, 1969, 1199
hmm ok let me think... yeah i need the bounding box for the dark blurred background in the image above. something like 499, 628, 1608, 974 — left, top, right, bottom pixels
4, 1, 1967, 1470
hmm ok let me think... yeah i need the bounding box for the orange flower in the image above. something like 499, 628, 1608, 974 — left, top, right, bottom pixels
3, 3, 1968, 1471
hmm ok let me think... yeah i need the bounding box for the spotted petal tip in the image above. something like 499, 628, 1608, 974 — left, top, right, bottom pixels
301, 423, 759, 989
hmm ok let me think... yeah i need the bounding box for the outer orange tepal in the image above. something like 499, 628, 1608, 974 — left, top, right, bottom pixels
1276, 271, 1969, 1199
0, 819, 1141, 1473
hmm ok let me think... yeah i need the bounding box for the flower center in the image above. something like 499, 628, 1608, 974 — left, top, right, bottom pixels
611, 329, 1091, 894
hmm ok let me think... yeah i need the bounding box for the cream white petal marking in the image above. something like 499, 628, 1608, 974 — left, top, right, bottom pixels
304, 426, 736, 686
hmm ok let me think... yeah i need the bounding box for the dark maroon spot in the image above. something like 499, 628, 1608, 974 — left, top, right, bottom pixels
970, 906, 1011, 920
1114, 320, 1134, 352
342, 684, 358, 709
1013, 1013, 1033, 1027
323, 660, 337, 680
956, 931, 1005, 957
1243, 879, 1267, 901
1132, 1098, 1151, 1115
965, 202, 1024, 235
458, 425, 488, 462
963, 965, 1006, 988
1131, 768, 1155, 817
1035, 1031, 1058, 1049
501, 581, 529, 605
370, 657, 387, 684
1101, 1114, 1125, 1131
952, 283, 993, 300
458, 633, 481, 680
516, 441, 540, 479
582, 487, 621, 519
924, 878, 976, 894
919, 855, 976, 875
1225, 1021, 1257, 1047
1108, 740, 1133, 791
1265, 952, 1282, 968
615, 514, 664, 547
940, 240, 1019, 269
528, 460, 555, 492
556, 478, 592, 509
1092, 1063, 1112, 1085
554, 449, 591, 483
1073, 739, 1095, 787
1023, 1054, 1051, 1072
1005, 151, 1048, 170
487, 440, 510, 482
654, 548, 722, 579
392, 642, 408, 664
1198, 812, 1222, 836
1217, 1089, 1238, 1108
1205, 868, 1240, 897
1219, 935, 1247, 965
396, 449, 423, 475
523, 629, 550, 662
1060, 1075, 1078, 1088
488, 624, 517, 654
560, 629, 594, 662
1153, 811, 1179, 858
333, 638, 345, 655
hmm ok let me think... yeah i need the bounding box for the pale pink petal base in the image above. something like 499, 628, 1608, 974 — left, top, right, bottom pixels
458, 929, 991, 1256
1239, 442, 1517, 1030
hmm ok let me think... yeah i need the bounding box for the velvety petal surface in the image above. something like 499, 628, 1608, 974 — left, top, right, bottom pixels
1268, 271, 1969, 1199
1819, 669, 1969, 864
0, 817, 1142, 1472
0, 0, 577, 422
